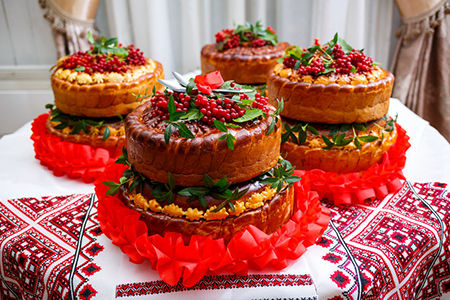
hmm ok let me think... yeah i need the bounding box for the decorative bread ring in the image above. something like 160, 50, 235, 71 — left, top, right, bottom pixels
280, 117, 398, 173
125, 101, 282, 186
117, 174, 294, 245
45, 114, 126, 157
51, 60, 164, 118
267, 66, 394, 124
201, 42, 290, 85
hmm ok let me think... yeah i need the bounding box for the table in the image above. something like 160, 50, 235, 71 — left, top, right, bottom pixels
1, 99, 450, 299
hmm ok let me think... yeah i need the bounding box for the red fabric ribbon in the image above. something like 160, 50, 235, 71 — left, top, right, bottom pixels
31, 113, 118, 183
298, 123, 411, 205
94, 163, 330, 287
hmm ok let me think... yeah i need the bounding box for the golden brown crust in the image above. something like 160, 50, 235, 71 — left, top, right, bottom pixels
280, 118, 398, 173
51, 61, 164, 118
125, 101, 282, 186
118, 183, 294, 245
45, 115, 126, 156
201, 42, 290, 84
267, 68, 394, 124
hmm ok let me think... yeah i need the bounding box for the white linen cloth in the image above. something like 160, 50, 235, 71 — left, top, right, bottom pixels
0, 98, 450, 299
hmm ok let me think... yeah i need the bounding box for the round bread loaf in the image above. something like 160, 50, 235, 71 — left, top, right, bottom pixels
51, 60, 164, 118
201, 42, 290, 85
267, 65, 394, 124
280, 118, 398, 173
125, 101, 282, 187
118, 177, 294, 245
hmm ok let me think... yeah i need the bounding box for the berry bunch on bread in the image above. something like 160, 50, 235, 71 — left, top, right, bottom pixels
267, 33, 397, 173
103, 71, 301, 244
201, 21, 290, 85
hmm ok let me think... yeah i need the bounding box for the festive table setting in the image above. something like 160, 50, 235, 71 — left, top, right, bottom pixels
1, 96, 450, 299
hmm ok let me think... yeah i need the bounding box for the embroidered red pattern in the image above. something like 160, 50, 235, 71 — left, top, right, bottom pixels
116, 274, 314, 297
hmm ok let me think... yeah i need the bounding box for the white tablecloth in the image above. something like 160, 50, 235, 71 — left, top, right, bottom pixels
1, 98, 450, 299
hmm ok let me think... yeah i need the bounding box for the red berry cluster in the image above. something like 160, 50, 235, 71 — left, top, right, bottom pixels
252, 39, 269, 47
282, 42, 373, 75
283, 56, 297, 69
305, 58, 325, 75
126, 45, 147, 65
150, 91, 191, 120
59, 45, 146, 74
330, 44, 373, 73
150, 91, 270, 126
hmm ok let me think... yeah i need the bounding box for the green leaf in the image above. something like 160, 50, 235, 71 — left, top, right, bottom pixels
74, 66, 85, 72
87, 31, 95, 44
169, 111, 186, 122
186, 78, 196, 94
213, 120, 228, 132
176, 122, 195, 139
198, 196, 207, 208
228, 200, 235, 212
181, 108, 203, 121
284, 176, 301, 183
203, 174, 215, 189
168, 94, 176, 115
266, 119, 276, 136
103, 125, 110, 140
233, 108, 264, 123
338, 36, 353, 54
340, 124, 351, 132
336, 137, 353, 147
334, 133, 345, 145
168, 172, 176, 190
45, 103, 54, 110
322, 135, 334, 147
105, 37, 118, 46
71, 122, 83, 134
357, 135, 379, 143
307, 125, 319, 135
355, 138, 361, 148
164, 124, 172, 144
226, 134, 235, 150
353, 123, 367, 131
215, 176, 228, 188
129, 179, 141, 192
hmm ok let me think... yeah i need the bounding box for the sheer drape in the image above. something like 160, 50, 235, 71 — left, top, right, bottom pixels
392, 0, 450, 142
40, 0, 100, 58
103, 0, 398, 77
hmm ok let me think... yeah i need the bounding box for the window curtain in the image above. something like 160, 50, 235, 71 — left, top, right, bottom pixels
103, 0, 397, 78
391, 0, 450, 142
40, 0, 100, 58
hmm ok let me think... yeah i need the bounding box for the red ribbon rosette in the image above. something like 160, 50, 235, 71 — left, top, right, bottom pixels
94, 163, 330, 287
31, 113, 117, 183
194, 71, 224, 95
298, 123, 411, 205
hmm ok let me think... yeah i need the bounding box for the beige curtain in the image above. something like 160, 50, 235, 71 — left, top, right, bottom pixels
392, 0, 450, 141
39, 0, 100, 58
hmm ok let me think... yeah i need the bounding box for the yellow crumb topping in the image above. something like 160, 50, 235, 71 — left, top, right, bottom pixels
129, 185, 279, 221
162, 203, 185, 217
185, 208, 204, 221
274, 63, 385, 85
131, 194, 150, 210
246, 186, 277, 209
92, 73, 105, 84
229, 201, 246, 216
76, 73, 93, 85
148, 199, 162, 212
67, 72, 77, 82
53, 58, 156, 85
204, 207, 229, 221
